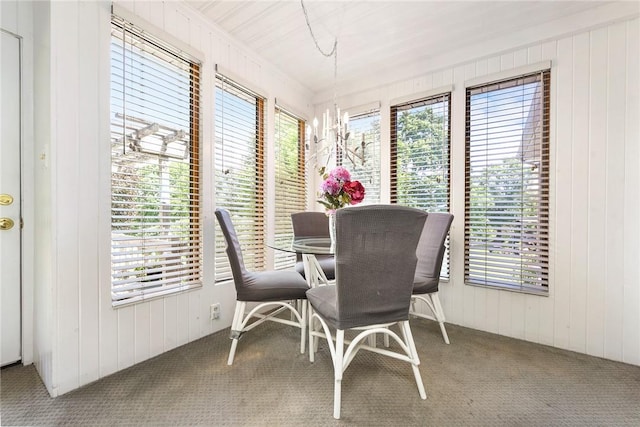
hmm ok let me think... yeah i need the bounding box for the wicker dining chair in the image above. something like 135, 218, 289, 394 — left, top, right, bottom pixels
215, 208, 309, 365
306, 204, 428, 419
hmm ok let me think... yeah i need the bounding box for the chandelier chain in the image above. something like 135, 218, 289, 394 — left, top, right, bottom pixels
301, 0, 337, 59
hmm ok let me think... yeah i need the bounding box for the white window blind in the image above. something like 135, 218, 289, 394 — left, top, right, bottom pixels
347, 111, 381, 203
215, 75, 265, 282
274, 107, 306, 270
110, 16, 202, 305
465, 70, 550, 293
391, 94, 451, 277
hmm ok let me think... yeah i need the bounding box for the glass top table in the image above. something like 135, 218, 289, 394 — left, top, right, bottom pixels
267, 237, 334, 287
267, 236, 334, 256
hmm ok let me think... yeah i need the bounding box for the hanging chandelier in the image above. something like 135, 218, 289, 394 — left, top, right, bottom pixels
301, 0, 366, 168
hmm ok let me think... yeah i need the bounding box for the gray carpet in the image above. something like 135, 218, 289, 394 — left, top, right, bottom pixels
2, 319, 639, 426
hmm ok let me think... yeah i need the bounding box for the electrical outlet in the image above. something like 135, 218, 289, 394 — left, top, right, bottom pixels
210, 303, 221, 320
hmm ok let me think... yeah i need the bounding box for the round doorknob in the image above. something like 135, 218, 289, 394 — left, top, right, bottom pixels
0, 194, 13, 205
0, 218, 15, 230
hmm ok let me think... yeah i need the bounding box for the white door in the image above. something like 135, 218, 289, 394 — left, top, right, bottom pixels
1, 29, 22, 366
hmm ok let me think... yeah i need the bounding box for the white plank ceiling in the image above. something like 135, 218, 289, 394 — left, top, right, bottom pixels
184, 1, 612, 95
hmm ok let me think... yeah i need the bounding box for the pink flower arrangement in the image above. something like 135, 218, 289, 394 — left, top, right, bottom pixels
317, 166, 366, 213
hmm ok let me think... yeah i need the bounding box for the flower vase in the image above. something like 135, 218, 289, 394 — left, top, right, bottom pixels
328, 212, 336, 250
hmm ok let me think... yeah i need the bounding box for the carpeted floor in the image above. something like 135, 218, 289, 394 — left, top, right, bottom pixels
1, 319, 639, 426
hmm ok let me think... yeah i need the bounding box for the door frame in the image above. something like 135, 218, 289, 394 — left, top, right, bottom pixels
1, 25, 34, 367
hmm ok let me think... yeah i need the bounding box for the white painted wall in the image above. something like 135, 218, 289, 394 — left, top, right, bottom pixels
30, 0, 313, 396
319, 14, 640, 366
22, 0, 640, 398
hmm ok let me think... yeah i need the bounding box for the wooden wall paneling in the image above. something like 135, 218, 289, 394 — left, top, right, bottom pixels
475, 58, 488, 78
53, 0, 81, 395
77, 0, 101, 386
165, 3, 189, 42
524, 294, 540, 344
431, 70, 444, 90
189, 291, 202, 340
513, 48, 528, 68
622, 19, 640, 366
413, 75, 431, 93
603, 21, 627, 362
134, 303, 151, 363
117, 306, 135, 370
1, 0, 18, 32
130, 0, 150, 23
442, 69, 454, 88
142, 0, 164, 33
189, 16, 202, 52
487, 56, 501, 77
528, 44, 543, 63
585, 26, 608, 358
537, 39, 558, 347
176, 293, 190, 346
149, 299, 165, 358
164, 296, 178, 351
569, 32, 590, 354
500, 52, 515, 69
553, 36, 574, 351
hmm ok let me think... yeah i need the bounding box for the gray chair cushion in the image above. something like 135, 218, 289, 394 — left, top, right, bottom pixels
413, 212, 454, 295
413, 276, 440, 294
307, 205, 427, 330
295, 257, 336, 280
305, 285, 338, 325
240, 270, 309, 302
215, 208, 309, 302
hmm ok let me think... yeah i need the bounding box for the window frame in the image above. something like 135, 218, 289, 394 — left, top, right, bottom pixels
214, 74, 266, 282
346, 109, 382, 204
273, 106, 307, 270
390, 92, 452, 278
109, 15, 202, 306
464, 68, 551, 294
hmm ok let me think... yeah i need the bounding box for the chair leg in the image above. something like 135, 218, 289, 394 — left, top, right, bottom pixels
430, 293, 450, 344
300, 300, 307, 354
227, 301, 246, 365
400, 321, 427, 400
333, 330, 345, 420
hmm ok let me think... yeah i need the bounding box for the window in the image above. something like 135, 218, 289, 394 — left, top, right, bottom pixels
391, 93, 451, 276
110, 16, 202, 305
274, 107, 306, 270
214, 75, 265, 281
465, 70, 550, 293
347, 111, 381, 203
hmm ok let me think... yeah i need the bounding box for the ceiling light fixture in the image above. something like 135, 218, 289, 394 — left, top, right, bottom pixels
301, 0, 365, 168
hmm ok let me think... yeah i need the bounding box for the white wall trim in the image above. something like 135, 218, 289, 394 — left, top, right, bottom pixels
111, 3, 204, 62
215, 64, 269, 101
464, 61, 551, 88
390, 85, 454, 107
